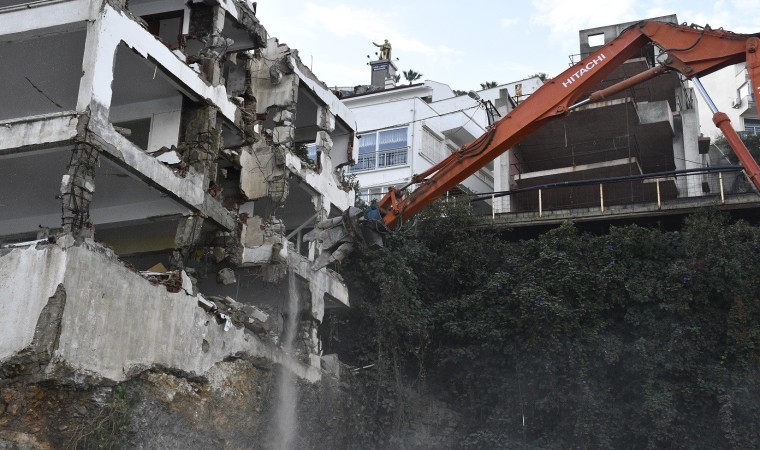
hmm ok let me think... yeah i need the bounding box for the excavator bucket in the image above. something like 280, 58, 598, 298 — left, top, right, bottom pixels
303, 207, 384, 270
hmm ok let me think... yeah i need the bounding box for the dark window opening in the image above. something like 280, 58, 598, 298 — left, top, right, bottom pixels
114, 118, 151, 150
142, 11, 184, 50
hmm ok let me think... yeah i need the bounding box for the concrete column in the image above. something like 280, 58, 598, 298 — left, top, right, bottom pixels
170, 215, 205, 270
681, 90, 702, 197
188, 4, 227, 85
76, 10, 119, 115
493, 154, 511, 213
60, 143, 99, 238
180, 101, 222, 182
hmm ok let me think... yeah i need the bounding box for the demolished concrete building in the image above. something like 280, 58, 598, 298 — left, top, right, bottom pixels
0, 0, 357, 385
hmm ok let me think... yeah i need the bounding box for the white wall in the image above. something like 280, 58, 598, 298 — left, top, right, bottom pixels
697, 64, 752, 137
346, 84, 494, 196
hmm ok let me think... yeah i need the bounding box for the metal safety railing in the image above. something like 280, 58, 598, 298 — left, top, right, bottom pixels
349, 147, 409, 172
468, 166, 756, 220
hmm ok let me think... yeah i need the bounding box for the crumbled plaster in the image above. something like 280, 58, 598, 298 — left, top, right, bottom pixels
250, 39, 300, 115
239, 140, 290, 202
240, 215, 288, 266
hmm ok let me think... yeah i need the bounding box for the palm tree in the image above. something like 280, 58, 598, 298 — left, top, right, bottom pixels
480, 81, 498, 89
528, 72, 549, 81
403, 69, 423, 85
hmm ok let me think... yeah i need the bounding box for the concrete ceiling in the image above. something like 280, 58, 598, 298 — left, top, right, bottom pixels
111, 42, 183, 106
0, 0, 47, 9
0, 146, 187, 236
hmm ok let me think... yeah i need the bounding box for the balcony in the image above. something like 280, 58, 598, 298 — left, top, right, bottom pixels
349, 147, 408, 172
470, 167, 760, 227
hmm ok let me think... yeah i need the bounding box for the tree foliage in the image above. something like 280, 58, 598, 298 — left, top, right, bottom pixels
528, 72, 550, 81
326, 200, 760, 448
402, 69, 423, 85
480, 81, 499, 89
713, 132, 760, 164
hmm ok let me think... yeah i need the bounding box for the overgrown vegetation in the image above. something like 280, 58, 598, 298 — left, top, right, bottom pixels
713, 132, 760, 164
326, 199, 760, 448
67, 384, 138, 449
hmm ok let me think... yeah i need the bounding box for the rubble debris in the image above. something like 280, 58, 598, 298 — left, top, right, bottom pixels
212, 246, 226, 263
140, 270, 183, 293
320, 354, 340, 379
113, 125, 132, 137
147, 262, 168, 273
303, 207, 362, 270
203, 295, 279, 339
181, 270, 194, 295
216, 268, 237, 285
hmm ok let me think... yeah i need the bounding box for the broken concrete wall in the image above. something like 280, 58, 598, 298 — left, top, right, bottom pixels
0, 242, 320, 384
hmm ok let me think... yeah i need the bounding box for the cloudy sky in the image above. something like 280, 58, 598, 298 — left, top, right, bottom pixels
257, 0, 759, 91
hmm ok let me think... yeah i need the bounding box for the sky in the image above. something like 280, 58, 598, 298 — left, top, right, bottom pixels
256, 0, 759, 91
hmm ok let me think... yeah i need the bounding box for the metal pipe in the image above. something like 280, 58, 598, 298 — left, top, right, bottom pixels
693, 77, 760, 191
538, 189, 543, 217
692, 77, 719, 114
491, 194, 495, 220
656, 178, 662, 209
569, 98, 591, 111
719, 172, 725, 204
600, 183, 605, 213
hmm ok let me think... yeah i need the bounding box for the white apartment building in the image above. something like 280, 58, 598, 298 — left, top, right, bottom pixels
337, 69, 543, 205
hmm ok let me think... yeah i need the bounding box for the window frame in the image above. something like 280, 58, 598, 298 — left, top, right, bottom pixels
350, 126, 409, 172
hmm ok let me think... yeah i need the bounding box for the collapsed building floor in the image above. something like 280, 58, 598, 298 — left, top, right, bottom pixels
0, 0, 358, 388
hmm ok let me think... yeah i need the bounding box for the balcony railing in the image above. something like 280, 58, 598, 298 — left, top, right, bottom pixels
349, 147, 408, 172
467, 166, 756, 222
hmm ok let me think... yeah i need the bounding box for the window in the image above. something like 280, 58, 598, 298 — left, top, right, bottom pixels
738, 81, 754, 102
421, 128, 445, 163
587, 33, 605, 47
744, 118, 760, 135
357, 186, 391, 204
350, 127, 408, 172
